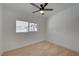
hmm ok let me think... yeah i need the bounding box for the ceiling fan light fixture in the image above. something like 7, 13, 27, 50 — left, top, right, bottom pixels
40, 10, 44, 14
30, 3, 53, 15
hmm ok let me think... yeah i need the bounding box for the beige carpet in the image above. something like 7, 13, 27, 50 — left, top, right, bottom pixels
2, 40, 79, 56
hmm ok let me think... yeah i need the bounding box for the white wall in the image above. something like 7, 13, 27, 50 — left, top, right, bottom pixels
3, 6, 46, 51
48, 5, 79, 52
0, 4, 3, 55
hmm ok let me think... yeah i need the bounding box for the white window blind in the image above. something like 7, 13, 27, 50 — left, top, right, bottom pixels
16, 20, 38, 33
16, 20, 28, 33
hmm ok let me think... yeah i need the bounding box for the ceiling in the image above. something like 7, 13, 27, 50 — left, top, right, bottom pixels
3, 3, 79, 19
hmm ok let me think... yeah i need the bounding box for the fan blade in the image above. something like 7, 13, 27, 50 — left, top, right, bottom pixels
44, 3, 48, 7
44, 9, 53, 11
30, 3, 40, 9
32, 10, 40, 13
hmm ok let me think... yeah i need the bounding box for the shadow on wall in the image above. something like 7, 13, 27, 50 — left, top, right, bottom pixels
48, 5, 79, 52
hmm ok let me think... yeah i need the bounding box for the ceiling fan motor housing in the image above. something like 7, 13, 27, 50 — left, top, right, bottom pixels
40, 4, 44, 10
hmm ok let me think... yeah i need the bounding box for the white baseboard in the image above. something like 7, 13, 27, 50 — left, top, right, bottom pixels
3, 40, 43, 53
48, 40, 79, 52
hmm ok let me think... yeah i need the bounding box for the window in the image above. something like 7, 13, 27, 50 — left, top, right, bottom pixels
16, 20, 38, 33
16, 20, 28, 33
29, 23, 37, 32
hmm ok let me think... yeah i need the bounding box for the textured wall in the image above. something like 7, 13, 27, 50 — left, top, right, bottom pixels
0, 4, 2, 53
48, 5, 79, 52
2, 6, 46, 51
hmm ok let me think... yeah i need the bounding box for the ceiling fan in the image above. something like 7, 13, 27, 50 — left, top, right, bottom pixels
30, 3, 54, 15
